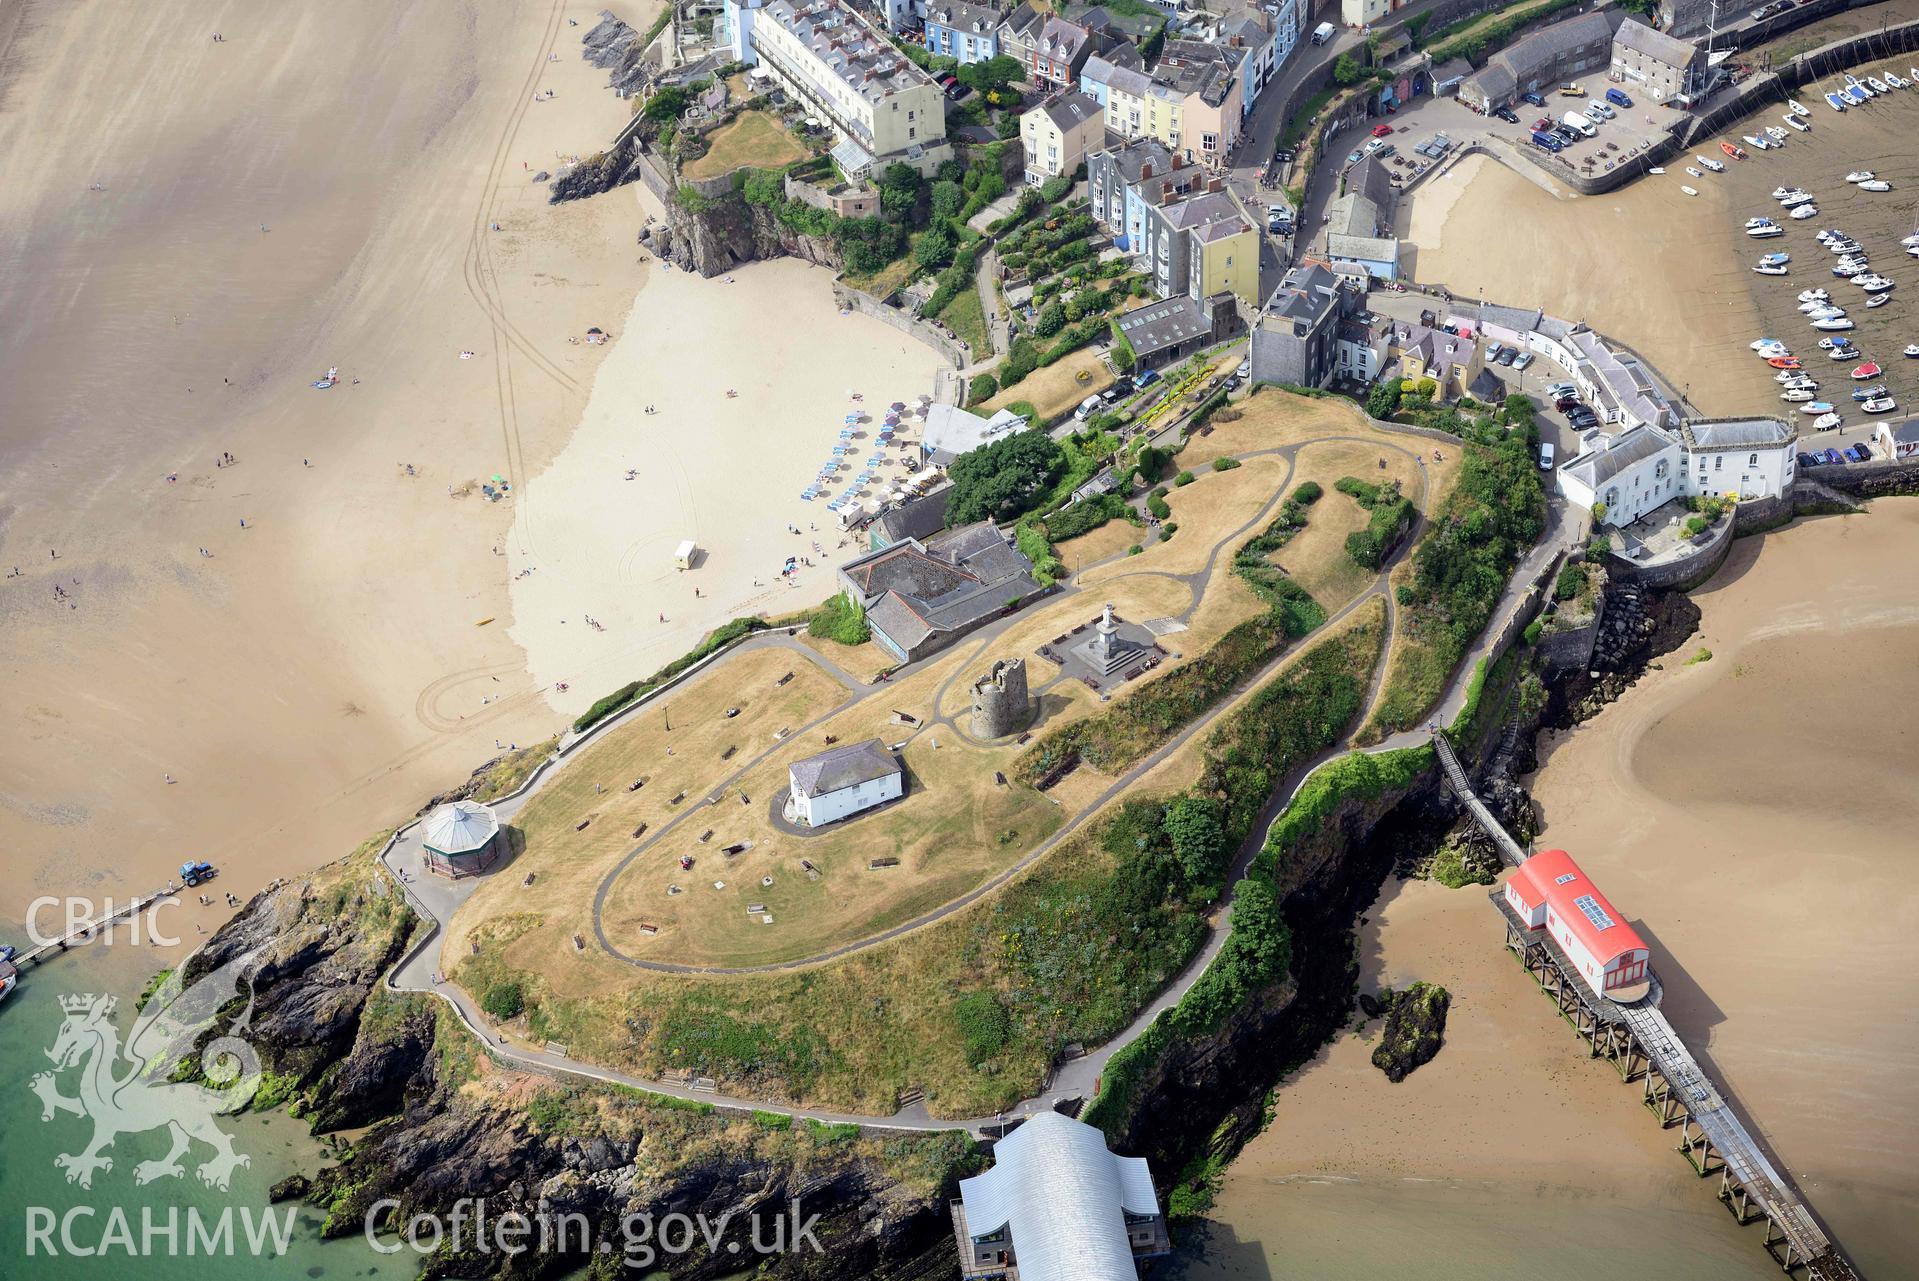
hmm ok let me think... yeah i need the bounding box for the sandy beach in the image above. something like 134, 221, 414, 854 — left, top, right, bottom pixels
1187, 502, 1919, 1278
0, 0, 659, 934
505, 252, 940, 714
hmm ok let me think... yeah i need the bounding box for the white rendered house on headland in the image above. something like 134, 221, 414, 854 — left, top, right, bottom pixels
787, 738, 902, 826
1558, 418, 1796, 527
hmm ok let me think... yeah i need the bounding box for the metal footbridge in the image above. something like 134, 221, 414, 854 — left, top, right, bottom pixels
1432, 732, 1860, 1279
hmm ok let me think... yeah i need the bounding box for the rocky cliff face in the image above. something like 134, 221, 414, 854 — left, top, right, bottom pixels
662, 193, 845, 277
582, 9, 654, 98
186, 848, 973, 1280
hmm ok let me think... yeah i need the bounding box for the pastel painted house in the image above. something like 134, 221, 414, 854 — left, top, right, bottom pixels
924, 0, 1002, 64
1019, 90, 1106, 183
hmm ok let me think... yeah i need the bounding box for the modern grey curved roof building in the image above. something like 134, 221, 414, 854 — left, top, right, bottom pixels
953, 1110, 1170, 1281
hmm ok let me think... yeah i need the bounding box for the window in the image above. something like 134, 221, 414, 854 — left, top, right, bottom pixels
1714, 455, 1722, 470
1748, 452, 1758, 466
909, 127, 916, 139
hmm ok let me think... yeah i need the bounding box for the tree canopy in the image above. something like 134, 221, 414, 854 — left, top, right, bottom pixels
946, 429, 1067, 524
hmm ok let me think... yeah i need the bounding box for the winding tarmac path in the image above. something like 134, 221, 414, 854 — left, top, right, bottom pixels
380, 426, 1580, 1134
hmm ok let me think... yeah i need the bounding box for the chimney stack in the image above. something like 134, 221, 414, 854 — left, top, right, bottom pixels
1140, 159, 1154, 179
1207, 176, 1222, 192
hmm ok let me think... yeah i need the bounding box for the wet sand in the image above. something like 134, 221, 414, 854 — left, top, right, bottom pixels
1186, 502, 1919, 1278
1404, 73, 1919, 419
0, 0, 654, 934
1526, 501, 1919, 1278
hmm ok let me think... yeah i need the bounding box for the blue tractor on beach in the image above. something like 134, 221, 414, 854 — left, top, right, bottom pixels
179, 861, 217, 888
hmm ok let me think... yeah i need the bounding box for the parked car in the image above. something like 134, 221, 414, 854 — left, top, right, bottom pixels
1547, 382, 1577, 398
1346, 149, 1364, 165
1111, 375, 1136, 396
1371, 123, 1394, 137
1513, 352, 1536, 371
1485, 342, 1506, 363
1558, 83, 1587, 97
1606, 87, 1633, 107
1522, 91, 1546, 106
1751, 0, 1789, 18
1135, 368, 1160, 389
1797, 451, 1820, 468
1539, 441, 1556, 470
1555, 395, 1582, 411
1237, 357, 1251, 379
1847, 443, 1871, 462
1494, 106, 1521, 124
1364, 137, 1387, 154
1496, 347, 1519, 366
1822, 447, 1844, 463
1586, 101, 1613, 121
1531, 132, 1562, 152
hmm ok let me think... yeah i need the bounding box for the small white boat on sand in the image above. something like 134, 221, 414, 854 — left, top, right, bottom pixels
1792, 205, 1819, 219
1696, 155, 1725, 172
1907, 344, 1919, 358
1813, 411, 1843, 431
1860, 180, 1892, 192
1785, 113, 1811, 132
1862, 397, 1896, 413
1798, 288, 1829, 301
1649, 166, 1665, 174
1847, 171, 1875, 183
1686, 166, 1702, 177
1867, 77, 1889, 94
1789, 99, 1811, 115
1868, 292, 1892, 308
1751, 338, 1787, 351
1781, 389, 1814, 401
1681, 185, 1699, 197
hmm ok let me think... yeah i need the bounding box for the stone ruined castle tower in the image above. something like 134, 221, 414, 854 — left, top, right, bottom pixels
970, 658, 1030, 740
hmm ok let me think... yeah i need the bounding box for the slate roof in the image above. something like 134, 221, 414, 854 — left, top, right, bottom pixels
842, 542, 982, 602
1263, 260, 1344, 325
1081, 52, 1154, 98
1040, 90, 1105, 131
1613, 17, 1700, 69
1117, 295, 1215, 357
1326, 191, 1380, 239
1494, 9, 1617, 81
873, 484, 952, 543
1463, 62, 1516, 103
926, 0, 1002, 35
958, 1111, 1161, 1281
1680, 417, 1794, 451
850, 522, 1042, 652
1562, 424, 1677, 488
1327, 233, 1399, 264
788, 738, 899, 798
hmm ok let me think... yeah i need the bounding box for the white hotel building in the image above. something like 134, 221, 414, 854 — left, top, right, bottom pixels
1557, 418, 1797, 528
724, 0, 952, 178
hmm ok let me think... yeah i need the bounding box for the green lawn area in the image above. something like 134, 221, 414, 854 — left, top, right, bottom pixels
937, 282, 989, 355
681, 110, 810, 182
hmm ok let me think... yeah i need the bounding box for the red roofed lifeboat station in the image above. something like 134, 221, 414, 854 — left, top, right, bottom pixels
1503, 849, 1652, 1003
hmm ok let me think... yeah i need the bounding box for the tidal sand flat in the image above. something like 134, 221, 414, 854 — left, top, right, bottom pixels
0, 0, 652, 931
1184, 504, 1919, 1277
1527, 500, 1919, 1279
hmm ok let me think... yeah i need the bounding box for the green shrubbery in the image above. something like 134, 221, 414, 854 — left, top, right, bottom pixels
481, 981, 525, 1021
574, 616, 780, 732
955, 992, 1011, 1067
808, 592, 870, 645
1335, 476, 1415, 570
947, 430, 1066, 523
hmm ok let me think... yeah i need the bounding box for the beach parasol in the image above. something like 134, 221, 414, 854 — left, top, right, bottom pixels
890, 401, 905, 411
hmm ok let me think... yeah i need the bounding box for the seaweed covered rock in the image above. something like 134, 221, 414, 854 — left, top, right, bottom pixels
1370, 982, 1450, 1083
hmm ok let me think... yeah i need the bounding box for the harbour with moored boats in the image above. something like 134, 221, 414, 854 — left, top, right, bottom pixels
1673, 67, 1919, 450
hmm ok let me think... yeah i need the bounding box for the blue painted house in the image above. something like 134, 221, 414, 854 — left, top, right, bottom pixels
924, 0, 1002, 64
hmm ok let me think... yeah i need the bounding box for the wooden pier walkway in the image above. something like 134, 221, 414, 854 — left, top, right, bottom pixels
1433, 732, 1861, 1280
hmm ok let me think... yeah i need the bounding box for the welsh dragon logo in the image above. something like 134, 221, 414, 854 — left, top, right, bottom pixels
31, 953, 263, 1190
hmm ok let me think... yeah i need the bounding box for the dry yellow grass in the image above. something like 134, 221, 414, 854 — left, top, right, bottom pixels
796, 631, 896, 681
679, 110, 808, 181
1281, 440, 1423, 614
1052, 512, 1143, 572
447, 647, 847, 971
1133, 455, 1290, 577
985, 347, 1114, 420
1190, 388, 1378, 459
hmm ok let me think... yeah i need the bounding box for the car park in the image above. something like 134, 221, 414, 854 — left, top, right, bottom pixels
1371, 123, 1394, 137
1522, 91, 1545, 106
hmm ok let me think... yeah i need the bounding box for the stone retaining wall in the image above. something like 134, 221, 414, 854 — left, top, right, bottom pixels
1808, 454, 1919, 496
831, 281, 967, 369
1606, 510, 1734, 589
